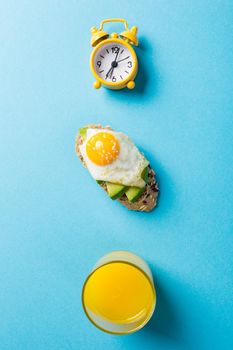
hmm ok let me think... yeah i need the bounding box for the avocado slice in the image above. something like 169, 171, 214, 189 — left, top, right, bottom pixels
141, 166, 149, 183
79, 127, 88, 140
125, 186, 144, 203
96, 180, 104, 185
106, 183, 128, 200
125, 167, 148, 203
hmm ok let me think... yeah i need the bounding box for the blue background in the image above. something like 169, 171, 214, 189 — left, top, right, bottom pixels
0, 1, 233, 349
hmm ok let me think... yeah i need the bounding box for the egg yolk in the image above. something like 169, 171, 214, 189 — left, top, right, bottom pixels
86, 132, 120, 166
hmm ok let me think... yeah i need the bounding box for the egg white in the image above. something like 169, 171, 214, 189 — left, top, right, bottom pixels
79, 128, 149, 188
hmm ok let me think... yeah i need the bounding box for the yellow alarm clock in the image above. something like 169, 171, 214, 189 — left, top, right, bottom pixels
90, 18, 139, 90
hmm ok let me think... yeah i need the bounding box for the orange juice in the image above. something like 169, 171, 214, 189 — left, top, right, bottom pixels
82, 252, 156, 334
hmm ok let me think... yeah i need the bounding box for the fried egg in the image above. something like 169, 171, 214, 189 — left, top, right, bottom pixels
79, 128, 149, 188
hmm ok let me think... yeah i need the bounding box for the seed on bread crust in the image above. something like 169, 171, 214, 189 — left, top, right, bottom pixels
75, 124, 159, 212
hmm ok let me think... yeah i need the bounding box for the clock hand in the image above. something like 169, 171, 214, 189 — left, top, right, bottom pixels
117, 56, 130, 63
110, 67, 114, 78
114, 49, 120, 62
109, 59, 118, 79
106, 50, 120, 80
106, 66, 113, 79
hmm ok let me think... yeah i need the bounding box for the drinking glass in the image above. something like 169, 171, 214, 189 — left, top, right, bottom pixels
82, 251, 156, 334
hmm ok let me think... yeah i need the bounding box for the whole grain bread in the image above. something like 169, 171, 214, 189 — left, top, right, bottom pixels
75, 124, 159, 212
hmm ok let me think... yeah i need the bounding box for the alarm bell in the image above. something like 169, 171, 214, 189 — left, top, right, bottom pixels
90, 27, 109, 47
120, 26, 138, 46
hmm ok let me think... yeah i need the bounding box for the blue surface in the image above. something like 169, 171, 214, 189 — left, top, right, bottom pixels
0, 1, 233, 349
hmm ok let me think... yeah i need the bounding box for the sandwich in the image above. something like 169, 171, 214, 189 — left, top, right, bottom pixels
75, 124, 159, 212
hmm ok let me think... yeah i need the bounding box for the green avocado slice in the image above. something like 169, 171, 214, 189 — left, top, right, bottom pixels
141, 166, 149, 183
79, 127, 88, 140
96, 180, 104, 185
106, 183, 128, 200
125, 167, 148, 203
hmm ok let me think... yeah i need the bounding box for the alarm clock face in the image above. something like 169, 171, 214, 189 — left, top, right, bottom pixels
93, 42, 135, 84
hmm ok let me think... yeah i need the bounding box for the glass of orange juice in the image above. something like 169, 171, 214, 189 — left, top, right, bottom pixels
82, 251, 156, 334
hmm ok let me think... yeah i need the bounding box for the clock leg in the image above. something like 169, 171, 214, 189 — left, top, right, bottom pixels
93, 81, 101, 89
127, 81, 135, 90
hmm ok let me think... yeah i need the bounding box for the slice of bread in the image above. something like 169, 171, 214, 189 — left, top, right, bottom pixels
75, 124, 159, 212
